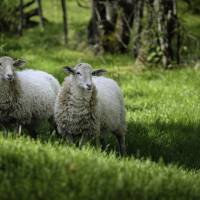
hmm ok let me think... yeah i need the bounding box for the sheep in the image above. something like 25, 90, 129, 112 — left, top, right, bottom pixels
0, 56, 60, 137
54, 63, 126, 155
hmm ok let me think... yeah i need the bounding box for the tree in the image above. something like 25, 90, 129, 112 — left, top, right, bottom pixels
61, 0, 68, 45
87, 0, 181, 67
88, 0, 134, 53
18, 0, 24, 35
118, 0, 135, 53
36, 0, 44, 28
0, 0, 47, 34
133, 0, 181, 67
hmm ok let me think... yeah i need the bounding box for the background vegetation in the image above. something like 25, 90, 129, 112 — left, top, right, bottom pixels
0, 0, 200, 199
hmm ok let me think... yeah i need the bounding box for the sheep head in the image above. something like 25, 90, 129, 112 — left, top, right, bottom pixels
63, 63, 106, 92
0, 56, 26, 82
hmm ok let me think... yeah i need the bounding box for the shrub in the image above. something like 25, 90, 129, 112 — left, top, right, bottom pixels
0, 0, 19, 32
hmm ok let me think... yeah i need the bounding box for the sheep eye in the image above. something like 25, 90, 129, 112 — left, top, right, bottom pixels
76, 72, 81, 76
0, 63, 2, 66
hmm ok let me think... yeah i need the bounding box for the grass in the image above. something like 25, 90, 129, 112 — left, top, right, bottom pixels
124, 68, 200, 169
0, 0, 200, 199
1, 135, 200, 200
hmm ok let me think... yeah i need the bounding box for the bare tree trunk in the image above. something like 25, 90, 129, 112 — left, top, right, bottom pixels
132, 0, 181, 67
118, 0, 135, 53
147, 0, 154, 30
18, 0, 24, 36
87, 0, 181, 64
88, 0, 134, 53
36, 0, 44, 28
88, 0, 99, 46
172, 0, 181, 64
133, 0, 144, 58
157, 0, 180, 66
176, 18, 181, 64
88, 0, 118, 52
155, 0, 170, 67
101, 0, 118, 52
61, 0, 68, 45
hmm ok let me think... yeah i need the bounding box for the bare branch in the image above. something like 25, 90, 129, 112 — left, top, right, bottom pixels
16, 0, 35, 11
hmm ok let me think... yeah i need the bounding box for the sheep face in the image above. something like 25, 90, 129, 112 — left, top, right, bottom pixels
0, 56, 25, 82
64, 63, 106, 92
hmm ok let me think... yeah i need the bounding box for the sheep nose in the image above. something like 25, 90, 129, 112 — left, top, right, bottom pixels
86, 84, 92, 90
6, 74, 14, 81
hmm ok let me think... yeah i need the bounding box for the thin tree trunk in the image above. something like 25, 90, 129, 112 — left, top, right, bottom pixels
155, 0, 170, 67
119, 0, 135, 53
162, 0, 181, 66
88, 0, 116, 52
147, 0, 154, 30
176, 21, 181, 64
133, 0, 144, 58
87, 0, 99, 46
61, 0, 68, 45
101, 0, 118, 52
172, 0, 181, 64
36, 0, 44, 28
18, 0, 24, 36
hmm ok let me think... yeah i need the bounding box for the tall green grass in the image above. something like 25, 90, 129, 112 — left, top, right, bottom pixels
1, 135, 200, 200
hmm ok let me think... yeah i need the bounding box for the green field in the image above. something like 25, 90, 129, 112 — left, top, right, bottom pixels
1, 0, 200, 199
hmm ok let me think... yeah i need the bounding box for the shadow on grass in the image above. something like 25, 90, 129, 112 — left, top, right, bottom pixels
126, 120, 200, 170
1, 115, 200, 170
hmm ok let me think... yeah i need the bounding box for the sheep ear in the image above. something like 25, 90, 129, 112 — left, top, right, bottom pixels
13, 59, 26, 68
92, 69, 107, 76
63, 66, 75, 75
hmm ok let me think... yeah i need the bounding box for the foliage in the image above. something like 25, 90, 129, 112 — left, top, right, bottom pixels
0, 0, 19, 32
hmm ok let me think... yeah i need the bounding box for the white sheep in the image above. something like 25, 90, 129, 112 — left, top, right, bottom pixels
0, 56, 60, 137
54, 63, 126, 155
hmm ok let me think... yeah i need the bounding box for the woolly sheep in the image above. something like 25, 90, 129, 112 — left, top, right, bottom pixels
0, 56, 60, 137
54, 63, 126, 155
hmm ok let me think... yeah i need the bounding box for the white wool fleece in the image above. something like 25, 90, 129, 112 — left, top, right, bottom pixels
94, 77, 126, 133
0, 69, 60, 125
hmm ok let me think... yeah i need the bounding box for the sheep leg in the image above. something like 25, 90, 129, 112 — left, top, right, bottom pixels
113, 130, 126, 156
100, 130, 107, 150
100, 135, 106, 150
29, 128, 37, 139
18, 125, 22, 135
95, 127, 101, 149
48, 117, 58, 136
14, 124, 22, 136
3, 128, 8, 136
78, 134, 87, 147
0, 124, 8, 136
65, 134, 74, 144
25, 124, 37, 139
78, 134, 93, 147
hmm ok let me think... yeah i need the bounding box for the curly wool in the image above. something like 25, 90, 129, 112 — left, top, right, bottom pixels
0, 69, 60, 126
54, 78, 98, 137
54, 76, 126, 138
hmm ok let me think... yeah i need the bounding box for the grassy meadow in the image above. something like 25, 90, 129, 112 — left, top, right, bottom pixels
0, 0, 200, 199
